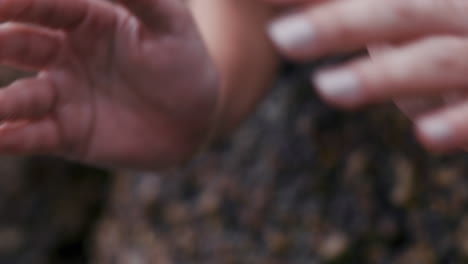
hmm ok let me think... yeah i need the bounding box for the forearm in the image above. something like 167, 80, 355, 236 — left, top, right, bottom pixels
189, 0, 280, 136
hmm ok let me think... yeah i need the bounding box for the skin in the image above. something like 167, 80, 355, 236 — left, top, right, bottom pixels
190, 0, 279, 135
1, 0, 464, 168
265, 0, 468, 152
0, 0, 219, 170
0, 0, 278, 170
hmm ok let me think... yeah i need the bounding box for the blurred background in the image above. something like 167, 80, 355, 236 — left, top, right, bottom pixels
0, 63, 467, 264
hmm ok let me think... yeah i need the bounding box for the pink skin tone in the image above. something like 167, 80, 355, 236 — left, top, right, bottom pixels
190, 0, 278, 135
0, 0, 278, 170
0, 0, 219, 169
266, 0, 468, 152
1, 0, 463, 169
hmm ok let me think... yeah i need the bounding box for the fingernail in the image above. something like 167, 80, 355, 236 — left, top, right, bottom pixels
314, 69, 362, 105
418, 117, 452, 144
268, 15, 315, 51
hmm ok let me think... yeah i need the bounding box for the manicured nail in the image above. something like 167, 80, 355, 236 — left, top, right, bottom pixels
268, 15, 315, 52
314, 69, 362, 105
418, 117, 452, 144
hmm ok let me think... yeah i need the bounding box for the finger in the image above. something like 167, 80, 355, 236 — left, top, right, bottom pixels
261, 0, 327, 5
394, 91, 468, 119
268, 0, 468, 60
115, 0, 186, 31
394, 96, 447, 119
0, 0, 116, 32
367, 43, 395, 57
416, 100, 468, 152
0, 119, 60, 155
0, 23, 63, 70
368, 42, 468, 118
0, 77, 56, 121
313, 36, 468, 108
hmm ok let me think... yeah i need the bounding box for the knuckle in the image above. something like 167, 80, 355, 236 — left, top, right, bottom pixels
331, 19, 356, 41
31, 36, 61, 66
430, 40, 466, 72
432, 51, 459, 71
390, 0, 419, 22
446, 0, 468, 18
438, 0, 468, 32
426, 38, 468, 86
389, 0, 460, 26
317, 7, 356, 43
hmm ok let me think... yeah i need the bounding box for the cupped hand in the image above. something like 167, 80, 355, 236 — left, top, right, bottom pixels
266, 0, 468, 152
0, 0, 219, 169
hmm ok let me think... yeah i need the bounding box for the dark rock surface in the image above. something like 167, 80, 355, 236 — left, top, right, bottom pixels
94, 65, 468, 264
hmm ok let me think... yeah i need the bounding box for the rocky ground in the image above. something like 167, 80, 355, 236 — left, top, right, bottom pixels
0, 61, 467, 264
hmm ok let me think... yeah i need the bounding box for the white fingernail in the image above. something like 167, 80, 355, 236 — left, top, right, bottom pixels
268, 15, 315, 51
418, 118, 452, 143
314, 70, 362, 104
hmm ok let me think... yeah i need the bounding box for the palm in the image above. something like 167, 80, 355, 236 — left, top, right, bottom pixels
0, 0, 218, 169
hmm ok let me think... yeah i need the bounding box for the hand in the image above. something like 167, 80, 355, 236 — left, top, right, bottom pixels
267, 0, 468, 152
368, 42, 468, 120
0, 0, 219, 169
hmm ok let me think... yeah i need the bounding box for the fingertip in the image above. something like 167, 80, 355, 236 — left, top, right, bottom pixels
267, 14, 317, 60
415, 116, 454, 152
312, 68, 364, 109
